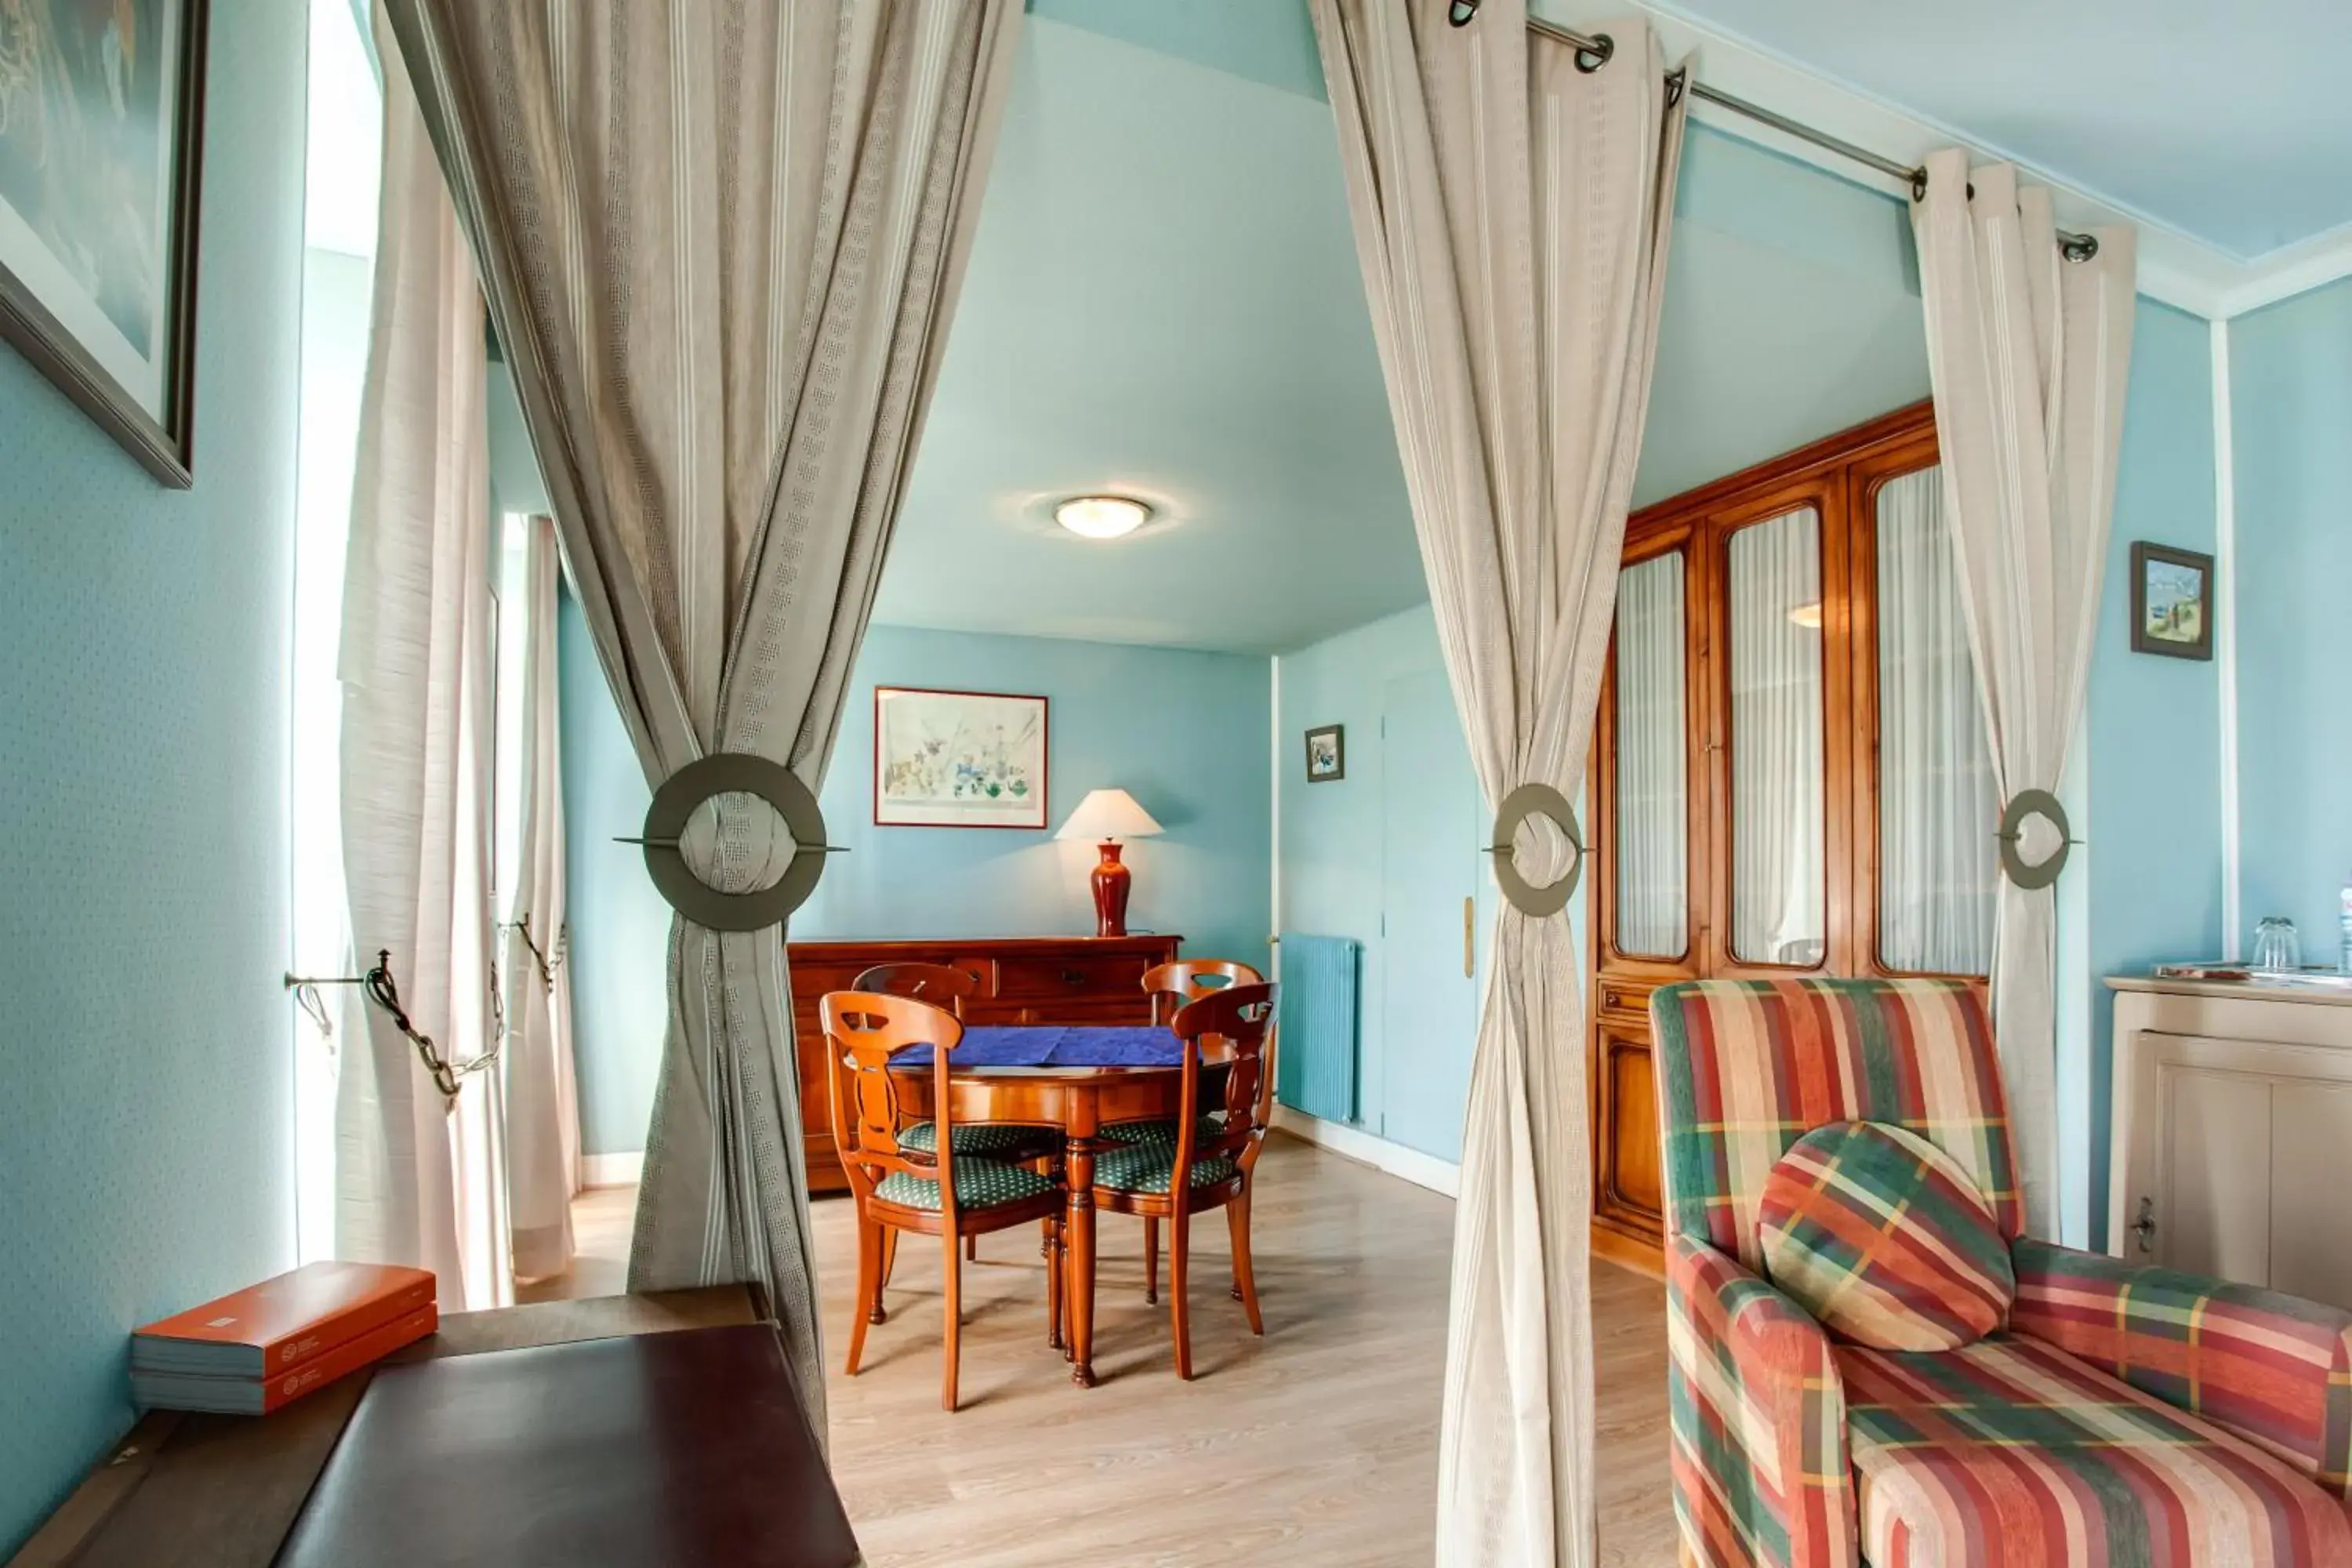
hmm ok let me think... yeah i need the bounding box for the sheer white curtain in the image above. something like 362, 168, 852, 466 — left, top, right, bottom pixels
504, 515, 581, 1283
1727, 508, 1824, 967
1310, 4, 1686, 1560
335, 8, 509, 1311
1613, 555, 1686, 958
1877, 466, 1998, 975
1914, 151, 2134, 1236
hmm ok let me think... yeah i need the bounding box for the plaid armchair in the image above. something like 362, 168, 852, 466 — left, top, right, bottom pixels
1654, 978, 2352, 1566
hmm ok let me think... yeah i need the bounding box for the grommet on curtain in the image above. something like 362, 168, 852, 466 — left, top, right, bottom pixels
1448, 0, 1479, 25
1996, 788, 2075, 891
1487, 782, 1584, 917
630, 752, 840, 932
2060, 232, 2102, 263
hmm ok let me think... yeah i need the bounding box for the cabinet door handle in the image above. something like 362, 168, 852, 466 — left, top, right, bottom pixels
1463, 898, 1475, 979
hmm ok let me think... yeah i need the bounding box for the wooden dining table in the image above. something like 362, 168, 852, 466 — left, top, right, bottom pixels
887, 1024, 1229, 1388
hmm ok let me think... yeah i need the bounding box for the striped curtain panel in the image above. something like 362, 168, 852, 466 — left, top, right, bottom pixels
1611, 557, 1685, 959
1912, 151, 2135, 1238
377, 0, 1024, 1420
1726, 506, 1825, 967
1309, 3, 1687, 1562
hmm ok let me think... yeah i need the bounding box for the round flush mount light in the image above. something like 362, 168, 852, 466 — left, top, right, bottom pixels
1054, 495, 1152, 540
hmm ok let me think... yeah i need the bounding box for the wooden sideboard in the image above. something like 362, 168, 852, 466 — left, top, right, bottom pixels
787, 935, 1181, 1193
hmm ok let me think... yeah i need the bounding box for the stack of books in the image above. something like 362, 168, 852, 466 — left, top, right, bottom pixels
131, 1261, 437, 1415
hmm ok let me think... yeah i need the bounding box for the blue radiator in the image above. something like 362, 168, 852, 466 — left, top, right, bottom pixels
1274, 934, 1360, 1123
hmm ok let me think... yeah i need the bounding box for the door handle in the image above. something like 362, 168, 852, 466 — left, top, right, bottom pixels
1463, 897, 1475, 979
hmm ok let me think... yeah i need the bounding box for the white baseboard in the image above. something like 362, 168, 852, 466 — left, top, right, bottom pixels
581, 1151, 643, 1189
1271, 1106, 1459, 1198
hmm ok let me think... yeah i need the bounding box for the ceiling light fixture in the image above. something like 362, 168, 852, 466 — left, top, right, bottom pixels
1054, 495, 1151, 540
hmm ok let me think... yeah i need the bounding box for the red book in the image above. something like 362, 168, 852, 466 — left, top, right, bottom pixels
132, 1261, 436, 1379
131, 1305, 439, 1415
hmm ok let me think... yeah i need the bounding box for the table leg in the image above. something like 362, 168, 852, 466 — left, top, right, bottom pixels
1065, 1132, 1098, 1387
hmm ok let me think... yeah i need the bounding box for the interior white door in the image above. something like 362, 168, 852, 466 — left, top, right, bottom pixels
1378, 670, 1483, 1163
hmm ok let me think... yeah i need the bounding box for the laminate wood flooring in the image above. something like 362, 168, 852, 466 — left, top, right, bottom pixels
537, 1134, 1675, 1566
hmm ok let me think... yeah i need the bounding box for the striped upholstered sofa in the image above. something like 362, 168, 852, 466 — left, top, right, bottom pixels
1654, 977, 2352, 1566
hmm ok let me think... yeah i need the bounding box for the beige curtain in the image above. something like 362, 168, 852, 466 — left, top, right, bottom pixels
505, 514, 582, 1283
1912, 151, 2135, 1239
336, 12, 510, 1312
378, 1, 1023, 1416
1310, 3, 1686, 1561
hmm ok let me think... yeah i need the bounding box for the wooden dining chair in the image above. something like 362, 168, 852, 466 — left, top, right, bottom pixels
1141, 958, 1265, 1025
853, 960, 1052, 1264
1113, 959, 1271, 1301
1091, 982, 1277, 1379
851, 961, 984, 1016
821, 991, 1065, 1410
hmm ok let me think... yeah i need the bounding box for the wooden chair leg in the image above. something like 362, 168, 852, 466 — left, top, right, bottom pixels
1227, 1190, 1263, 1334
1168, 1203, 1192, 1381
875, 1228, 898, 1319
966, 1236, 979, 1262
1043, 1217, 1062, 1348
1143, 1214, 1160, 1304
847, 1218, 880, 1375
942, 1222, 964, 1412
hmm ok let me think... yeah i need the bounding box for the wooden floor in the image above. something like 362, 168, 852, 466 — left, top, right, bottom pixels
540, 1135, 1676, 1566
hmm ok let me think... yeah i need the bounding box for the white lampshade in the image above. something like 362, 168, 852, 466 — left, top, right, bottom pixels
1054, 788, 1163, 843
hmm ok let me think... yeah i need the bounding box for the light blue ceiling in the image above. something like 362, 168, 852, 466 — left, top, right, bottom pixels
873, 16, 1423, 655
1647, 0, 2352, 261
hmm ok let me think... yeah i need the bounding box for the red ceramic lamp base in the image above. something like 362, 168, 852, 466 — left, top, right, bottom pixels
1090, 840, 1131, 938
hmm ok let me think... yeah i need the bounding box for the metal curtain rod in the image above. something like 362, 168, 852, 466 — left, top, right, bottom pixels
1464, 4, 2101, 262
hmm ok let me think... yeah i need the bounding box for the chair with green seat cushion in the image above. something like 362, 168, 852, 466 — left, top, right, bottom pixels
1093, 1142, 1240, 1196
1090, 979, 1278, 1381
821, 989, 1065, 1412
897, 1119, 1057, 1160
873, 1157, 1057, 1210
1100, 1114, 1223, 1149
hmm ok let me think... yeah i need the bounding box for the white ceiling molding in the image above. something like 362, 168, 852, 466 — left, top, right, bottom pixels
1530, 0, 2352, 321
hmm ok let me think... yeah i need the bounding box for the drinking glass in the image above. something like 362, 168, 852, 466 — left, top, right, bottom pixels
2252, 916, 2302, 973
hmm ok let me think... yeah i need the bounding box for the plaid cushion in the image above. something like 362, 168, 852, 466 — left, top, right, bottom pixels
1666, 1236, 1857, 1568
1759, 1120, 2014, 1352
896, 1119, 1054, 1159
1653, 978, 2019, 1274
1102, 1116, 1224, 1149
873, 1157, 1054, 1212
1841, 1332, 2352, 1565
1092, 1144, 1240, 1196
2012, 1239, 2352, 1500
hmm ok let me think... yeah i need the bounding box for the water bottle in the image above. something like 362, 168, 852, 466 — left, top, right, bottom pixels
2340, 873, 2352, 975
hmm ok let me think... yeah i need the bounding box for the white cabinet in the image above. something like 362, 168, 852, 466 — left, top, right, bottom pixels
2108, 978, 2352, 1308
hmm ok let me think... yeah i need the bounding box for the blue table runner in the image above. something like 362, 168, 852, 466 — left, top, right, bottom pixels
889, 1024, 1181, 1069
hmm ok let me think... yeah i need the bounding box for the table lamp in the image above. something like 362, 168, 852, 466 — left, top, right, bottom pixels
1054, 788, 1164, 938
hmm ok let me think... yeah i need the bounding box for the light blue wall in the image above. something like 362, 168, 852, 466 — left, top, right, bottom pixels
1274, 605, 1505, 1160
2230, 275, 2352, 968
2074, 299, 2226, 1247
1029, 0, 1323, 100
0, 0, 307, 1548
561, 612, 1274, 1156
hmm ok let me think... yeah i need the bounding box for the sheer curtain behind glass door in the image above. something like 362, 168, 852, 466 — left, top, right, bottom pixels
1728, 508, 1825, 966
1877, 466, 1997, 973
1614, 554, 1686, 958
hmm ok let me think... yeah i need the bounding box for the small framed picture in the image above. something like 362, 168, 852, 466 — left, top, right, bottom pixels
2129, 543, 2213, 662
873, 686, 1049, 828
1304, 724, 1345, 783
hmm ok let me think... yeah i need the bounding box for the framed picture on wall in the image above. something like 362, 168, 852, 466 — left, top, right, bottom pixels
1304, 724, 1345, 782
873, 686, 1050, 829
2129, 542, 2213, 661
0, 0, 211, 486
